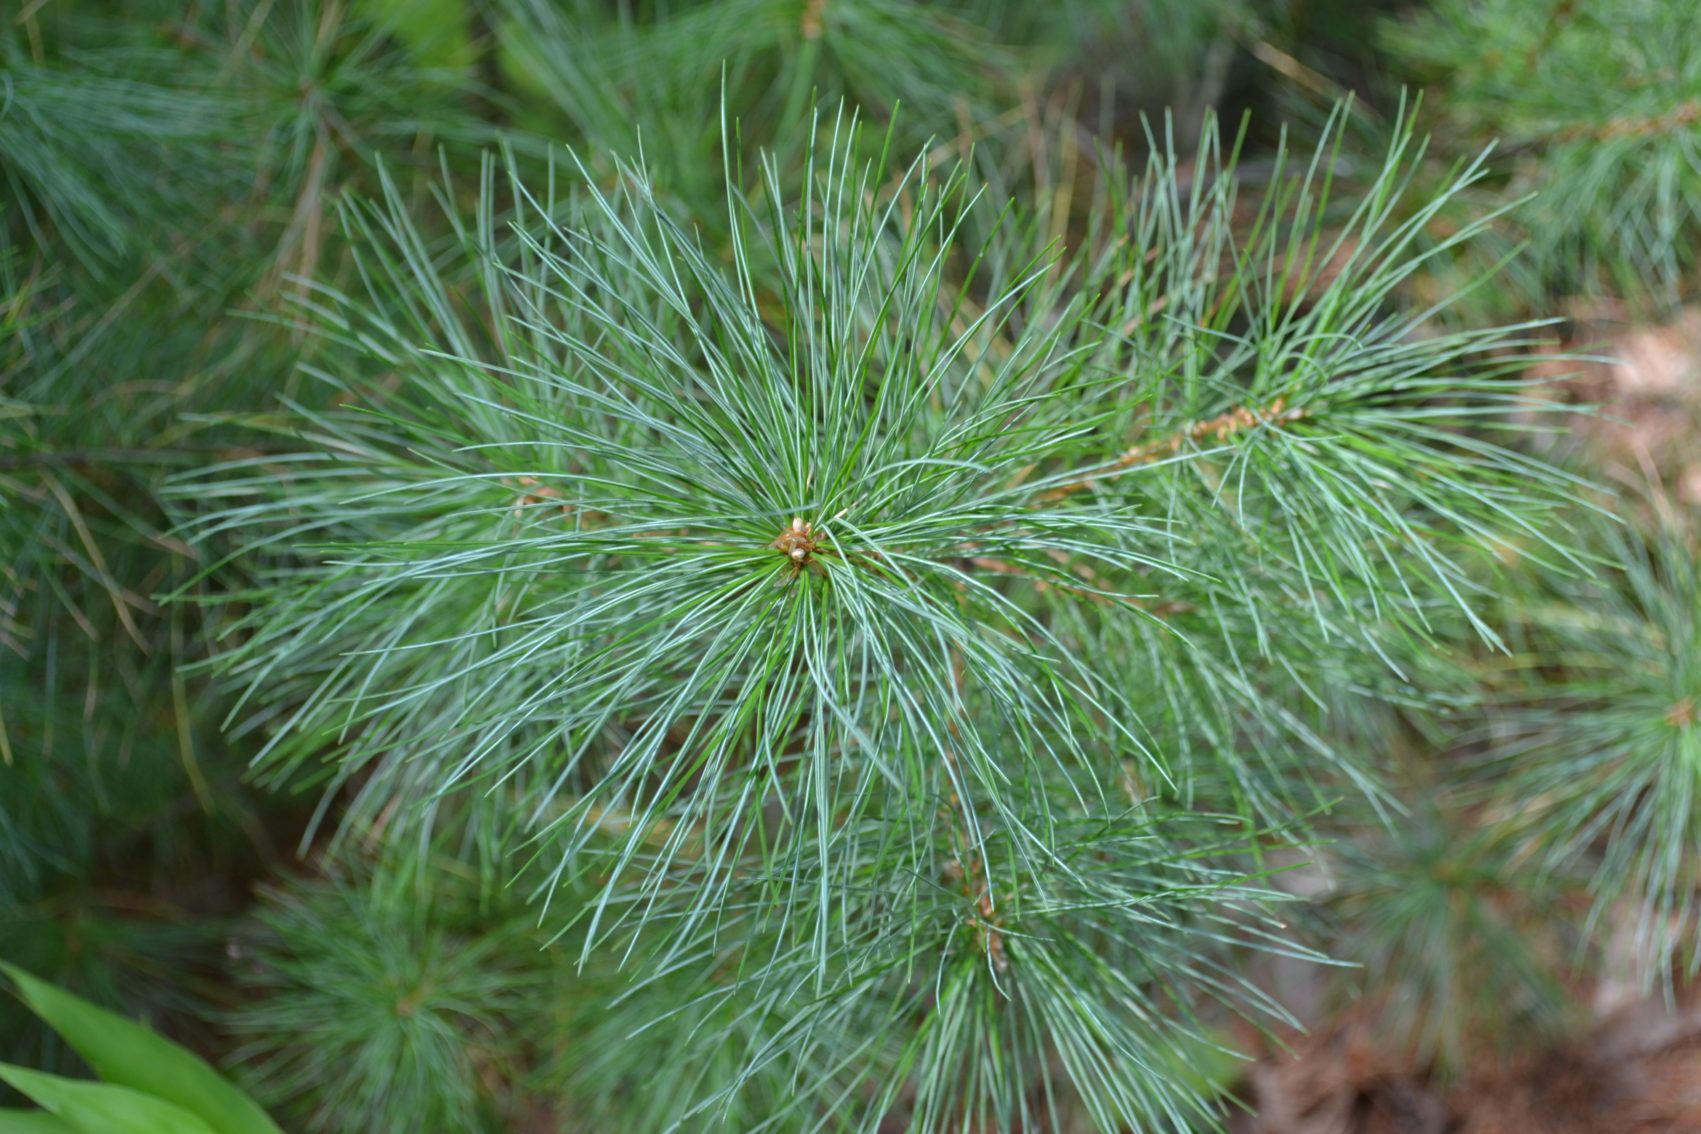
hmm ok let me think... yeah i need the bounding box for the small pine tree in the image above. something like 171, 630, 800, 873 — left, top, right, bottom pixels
175, 99, 1587, 1125
8, 1, 1701, 1129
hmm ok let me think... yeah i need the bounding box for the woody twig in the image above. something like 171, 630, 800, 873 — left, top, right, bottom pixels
1039, 394, 1310, 504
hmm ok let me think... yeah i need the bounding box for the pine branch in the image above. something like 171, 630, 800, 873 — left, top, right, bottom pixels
174, 103, 1586, 1127
1039, 394, 1312, 503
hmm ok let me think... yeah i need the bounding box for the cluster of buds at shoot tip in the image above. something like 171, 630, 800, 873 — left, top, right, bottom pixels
770, 516, 829, 580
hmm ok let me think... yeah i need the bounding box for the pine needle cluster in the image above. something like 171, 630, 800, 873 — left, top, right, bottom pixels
172, 100, 1587, 1125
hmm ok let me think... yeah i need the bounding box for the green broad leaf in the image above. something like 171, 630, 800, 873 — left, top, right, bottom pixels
0, 1110, 79, 1134
0, 966, 281, 1134
0, 1068, 217, 1134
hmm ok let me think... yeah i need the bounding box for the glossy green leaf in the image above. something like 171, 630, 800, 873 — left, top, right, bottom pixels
0, 966, 281, 1134
0, 1067, 217, 1134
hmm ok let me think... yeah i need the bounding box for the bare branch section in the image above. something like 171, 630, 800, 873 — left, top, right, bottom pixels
800, 0, 826, 40
1041, 395, 1310, 503
1560, 98, 1701, 143
941, 653, 1008, 974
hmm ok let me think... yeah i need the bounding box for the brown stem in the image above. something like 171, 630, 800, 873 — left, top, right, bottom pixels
800, 0, 826, 39
1557, 99, 1701, 143
1039, 395, 1310, 503
939, 658, 1009, 972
